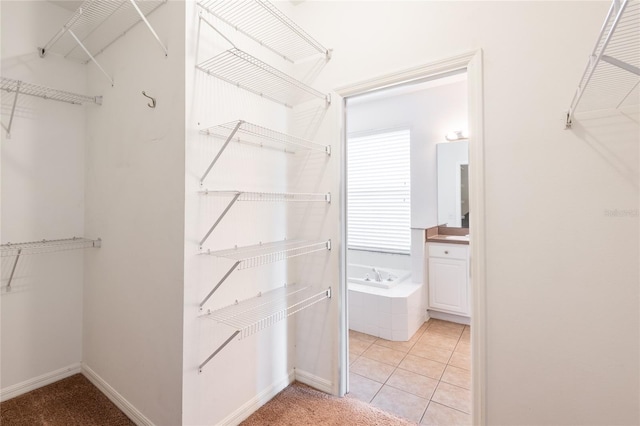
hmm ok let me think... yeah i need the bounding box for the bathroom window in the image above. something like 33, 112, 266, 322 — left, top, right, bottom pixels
347, 128, 411, 254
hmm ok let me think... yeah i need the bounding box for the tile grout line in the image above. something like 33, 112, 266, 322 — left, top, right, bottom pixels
350, 321, 472, 424
419, 323, 468, 424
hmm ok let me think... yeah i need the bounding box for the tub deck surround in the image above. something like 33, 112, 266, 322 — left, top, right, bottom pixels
349, 282, 425, 341
425, 226, 469, 245
348, 264, 411, 289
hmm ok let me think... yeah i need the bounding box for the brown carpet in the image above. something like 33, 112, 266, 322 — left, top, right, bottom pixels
241, 382, 415, 426
0, 374, 134, 426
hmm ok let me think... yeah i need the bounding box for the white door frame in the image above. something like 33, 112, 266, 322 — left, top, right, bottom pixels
334, 49, 486, 425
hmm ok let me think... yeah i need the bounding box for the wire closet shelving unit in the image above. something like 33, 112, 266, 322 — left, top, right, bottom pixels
39, 0, 168, 86
1, 77, 101, 138
566, 0, 640, 128
199, 239, 331, 308
199, 284, 331, 371
194, 0, 333, 374
199, 120, 331, 184
1, 237, 101, 291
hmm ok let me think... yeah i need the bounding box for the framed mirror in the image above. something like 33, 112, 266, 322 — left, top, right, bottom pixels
437, 141, 469, 228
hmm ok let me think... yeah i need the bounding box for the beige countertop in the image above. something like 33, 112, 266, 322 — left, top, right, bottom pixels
425, 225, 470, 245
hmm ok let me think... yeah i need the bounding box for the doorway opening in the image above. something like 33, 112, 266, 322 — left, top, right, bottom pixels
336, 51, 485, 425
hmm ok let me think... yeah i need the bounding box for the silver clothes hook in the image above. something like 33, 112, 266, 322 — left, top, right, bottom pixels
142, 91, 156, 108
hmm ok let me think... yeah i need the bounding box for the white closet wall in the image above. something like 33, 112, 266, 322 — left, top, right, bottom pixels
1, 1, 88, 399
82, 2, 186, 425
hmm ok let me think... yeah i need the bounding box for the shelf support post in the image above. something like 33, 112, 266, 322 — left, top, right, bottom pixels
199, 261, 241, 309
68, 30, 115, 86
199, 192, 242, 247
129, 0, 168, 57
198, 330, 240, 372
200, 121, 243, 184
7, 249, 22, 292
2, 80, 21, 139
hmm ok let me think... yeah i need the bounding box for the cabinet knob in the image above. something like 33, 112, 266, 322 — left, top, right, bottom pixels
444, 250, 449, 254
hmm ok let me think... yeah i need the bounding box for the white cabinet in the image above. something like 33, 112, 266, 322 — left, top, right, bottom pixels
427, 243, 469, 317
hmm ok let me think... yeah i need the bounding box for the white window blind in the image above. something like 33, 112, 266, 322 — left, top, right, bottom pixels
347, 128, 411, 254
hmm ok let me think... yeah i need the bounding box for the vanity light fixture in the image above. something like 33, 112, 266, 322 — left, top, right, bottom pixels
445, 130, 469, 141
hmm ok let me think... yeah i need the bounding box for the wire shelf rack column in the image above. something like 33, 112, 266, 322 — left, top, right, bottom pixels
199, 239, 331, 308
1, 77, 102, 138
199, 120, 331, 184
1, 237, 101, 291
198, 284, 331, 371
198, 191, 331, 247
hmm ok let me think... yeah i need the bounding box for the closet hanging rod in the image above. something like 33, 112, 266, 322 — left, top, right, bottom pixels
197, 15, 330, 108
199, 120, 330, 184
198, 191, 331, 247
197, 0, 330, 63
566, 0, 640, 128
1, 77, 101, 138
39, 0, 168, 85
198, 239, 331, 308
1, 237, 101, 291
198, 284, 331, 372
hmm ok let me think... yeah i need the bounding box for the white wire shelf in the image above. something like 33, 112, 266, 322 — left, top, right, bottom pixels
1, 77, 102, 138
39, 0, 168, 85
199, 120, 330, 184
198, 190, 331, 247
198, 284, 331, 371
199, 190, 331, 202
197, 48, 330, 108
197, 0, 330, 63
198, 239, 331, 308
1, 237, 101, 291
203, 239, 330, 267
567, 0, 640, 127
1, 237, 101, 257
1, 77, 102, 106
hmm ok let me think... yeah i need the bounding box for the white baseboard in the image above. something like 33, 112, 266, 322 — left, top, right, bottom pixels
219, 370, 295, 426
428, 310, 471, 325
81, 363, 154, 426
0, 363, 82, 402
294, 369, 333, 394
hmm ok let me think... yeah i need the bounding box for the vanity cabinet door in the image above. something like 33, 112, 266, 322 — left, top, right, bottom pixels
428, 257, 469, 316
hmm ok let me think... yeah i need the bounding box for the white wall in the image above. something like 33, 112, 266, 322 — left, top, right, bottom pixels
1, 1, 87, 396
294, 1, 639, 425
83, 2, 185, 424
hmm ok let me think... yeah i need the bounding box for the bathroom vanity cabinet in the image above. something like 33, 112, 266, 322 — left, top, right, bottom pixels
426, 242, 470, 317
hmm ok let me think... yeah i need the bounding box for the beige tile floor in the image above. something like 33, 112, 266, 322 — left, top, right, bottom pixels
348, 319, 471, 425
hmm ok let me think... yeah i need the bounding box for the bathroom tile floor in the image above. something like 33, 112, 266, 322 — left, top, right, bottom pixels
348, 319, 471, 425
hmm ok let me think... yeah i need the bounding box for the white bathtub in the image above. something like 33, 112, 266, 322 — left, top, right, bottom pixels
348, 263, 411, 289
